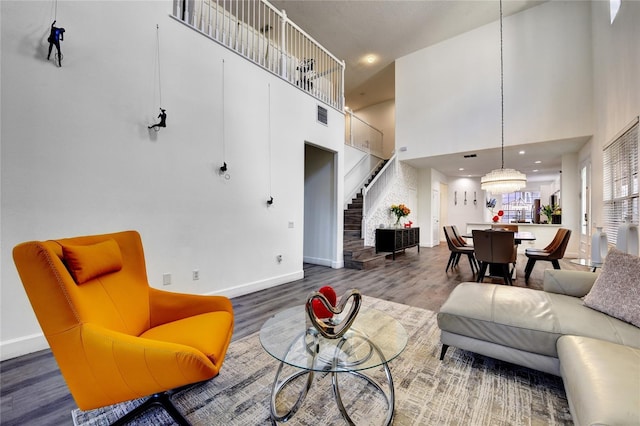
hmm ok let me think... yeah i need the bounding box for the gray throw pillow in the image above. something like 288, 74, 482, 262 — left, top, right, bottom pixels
584, 248, 640, 327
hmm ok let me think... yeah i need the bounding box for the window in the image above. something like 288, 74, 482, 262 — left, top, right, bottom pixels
500, 191, 541, 223
603, 119, 639, 245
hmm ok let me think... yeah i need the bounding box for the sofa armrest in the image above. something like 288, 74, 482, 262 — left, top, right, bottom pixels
543, 269, 598, 297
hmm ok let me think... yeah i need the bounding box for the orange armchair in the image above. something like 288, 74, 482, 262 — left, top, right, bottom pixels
13, 230, 234, 425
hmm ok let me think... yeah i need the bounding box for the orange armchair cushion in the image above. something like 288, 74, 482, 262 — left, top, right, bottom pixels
141, 311, 234, 369
61, 239, 123, 284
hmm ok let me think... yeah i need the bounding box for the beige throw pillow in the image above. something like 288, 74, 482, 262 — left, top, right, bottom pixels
584, 248, 640, 327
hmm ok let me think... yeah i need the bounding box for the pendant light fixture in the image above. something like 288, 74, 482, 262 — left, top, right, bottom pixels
481, 0, 526, 194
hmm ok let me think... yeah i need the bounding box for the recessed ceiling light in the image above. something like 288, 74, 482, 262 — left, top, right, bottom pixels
366, 55, 376, 64
459, 168, 464, 171
533, 169, 539, 172
519, 150, 525, 155
534, 160, 542, 164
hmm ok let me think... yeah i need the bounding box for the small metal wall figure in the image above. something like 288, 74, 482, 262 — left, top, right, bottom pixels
47, 20, 65, 67
148, 108, 167, 131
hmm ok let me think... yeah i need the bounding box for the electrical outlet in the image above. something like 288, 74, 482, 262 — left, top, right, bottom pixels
288, 221, 294, 228
193, 269, 199, 281
162, 273, 171, 286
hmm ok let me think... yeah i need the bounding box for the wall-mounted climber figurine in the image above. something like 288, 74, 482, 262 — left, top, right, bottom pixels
47, 20, 65, 67
148, 24, 167, 134
148, 108, 167, 131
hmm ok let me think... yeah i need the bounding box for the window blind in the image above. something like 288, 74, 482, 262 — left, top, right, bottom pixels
603, 119, 639, 245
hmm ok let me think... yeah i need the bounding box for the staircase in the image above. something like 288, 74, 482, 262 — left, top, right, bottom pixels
343, 161, 389, 270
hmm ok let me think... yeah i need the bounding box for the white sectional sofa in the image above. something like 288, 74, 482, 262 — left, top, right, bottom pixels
437, 250, 640, 426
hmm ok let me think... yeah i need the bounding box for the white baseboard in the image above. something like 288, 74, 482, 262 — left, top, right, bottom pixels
303, 256, 332, 267
213, 270, 305, 299
1, 333, 49, 361
331, 259, 344, 269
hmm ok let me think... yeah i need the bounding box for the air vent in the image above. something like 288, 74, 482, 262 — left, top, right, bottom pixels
463, 154, 477, 158
317, 105, 328, 125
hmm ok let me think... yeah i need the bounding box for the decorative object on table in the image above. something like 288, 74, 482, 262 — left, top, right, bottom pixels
390, 203, 411, 227
305, 287, 362, 339
404, 220, 413, 228
480, 0, 526, 194
46, 20, 65, 67
616, 217, 639, 256
311, 286, 337, 319
591, 226, 608, 263
492, 210, 504, 223
540, 204, 560, 223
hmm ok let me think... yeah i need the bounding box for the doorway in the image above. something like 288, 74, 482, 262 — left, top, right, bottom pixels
304, 143, 338, 267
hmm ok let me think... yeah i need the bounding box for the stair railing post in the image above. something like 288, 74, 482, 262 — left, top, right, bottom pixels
349, 108, 354, 148
280, 9, 288, 80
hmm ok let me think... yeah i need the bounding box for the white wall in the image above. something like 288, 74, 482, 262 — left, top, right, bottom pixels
447, 177, 485, 234
395, 1, 595, 243
589, 0, 640, 229
354, 100, 396, 159
396, 0, 594, 161
363, 161, 418, 247
0, 1, 344, 359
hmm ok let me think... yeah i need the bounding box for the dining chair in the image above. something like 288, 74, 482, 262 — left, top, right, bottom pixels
473, 229, 516, 285
525, 228, 568, 255
443, 226, 477, 275
451, 225, 471, 247
524, 229, 572, 282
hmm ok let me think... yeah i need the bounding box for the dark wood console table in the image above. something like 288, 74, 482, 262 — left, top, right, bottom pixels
375, 227, 420, 260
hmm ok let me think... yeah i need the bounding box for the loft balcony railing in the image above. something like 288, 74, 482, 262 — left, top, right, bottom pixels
345, 110, 384, 158
173, 0, 345, 111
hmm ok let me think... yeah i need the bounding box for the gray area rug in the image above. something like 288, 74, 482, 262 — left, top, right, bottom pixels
72, 297, 572, 425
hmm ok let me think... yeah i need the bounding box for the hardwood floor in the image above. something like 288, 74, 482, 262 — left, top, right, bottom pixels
0, 244, 587, 425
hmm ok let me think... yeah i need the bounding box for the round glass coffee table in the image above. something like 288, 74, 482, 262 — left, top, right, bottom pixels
260, 305, 408, 425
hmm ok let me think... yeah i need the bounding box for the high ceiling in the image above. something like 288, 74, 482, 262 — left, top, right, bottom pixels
268, 0, 547, 111
267, 0, 584, 182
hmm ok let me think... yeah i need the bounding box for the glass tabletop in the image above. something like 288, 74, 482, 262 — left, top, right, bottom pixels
570, 258, 603, 268
259, 305, 408, 373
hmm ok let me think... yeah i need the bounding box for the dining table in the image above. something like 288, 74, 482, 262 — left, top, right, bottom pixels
462, 231, 536, 245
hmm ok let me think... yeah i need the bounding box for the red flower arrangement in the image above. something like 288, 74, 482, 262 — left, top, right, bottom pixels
492, 210, 504, 223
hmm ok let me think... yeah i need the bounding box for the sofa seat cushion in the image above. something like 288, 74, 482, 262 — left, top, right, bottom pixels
558, 335, 640, 426
438, 283, 640, 359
